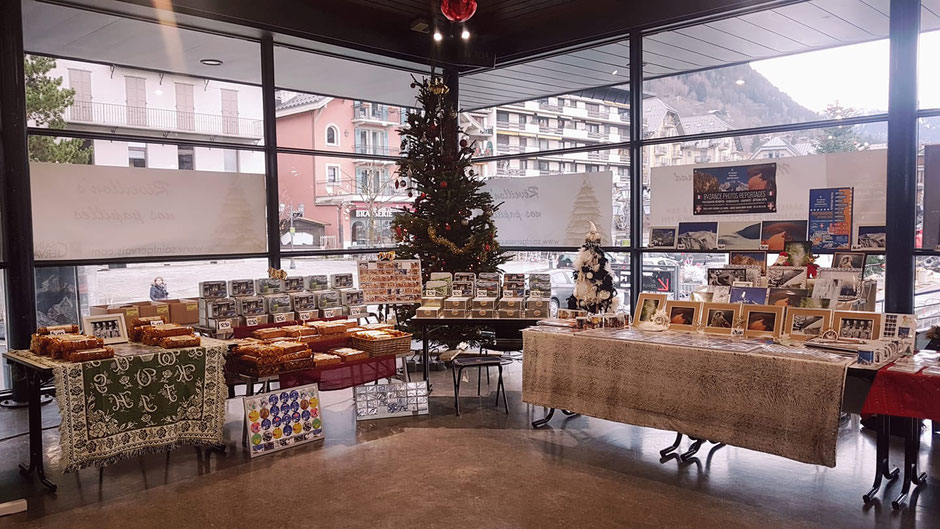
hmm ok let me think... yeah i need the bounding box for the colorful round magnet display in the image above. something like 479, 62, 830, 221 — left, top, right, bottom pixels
290, 390, 299, 401
259, 407, 270, 419
247, 410, 260, 422
251, 433, 262, 445
250, 422, 261, 433
312, 418, 321, 429
293, 423, 302, 434
268, 395, 278, 405
300, 399, 309, 410
309, 397, 319, 408
263, 432, 273, 442
292, 412, 301, 423
270, 405, 280, 416
301, 410, 310, 421
290, 402, 300, 413
279, 392, 289, 403
273, 427, 282, 439
261, 419, 271, 430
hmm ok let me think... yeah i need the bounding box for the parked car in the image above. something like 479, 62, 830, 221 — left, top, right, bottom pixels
529, 268, 575, 317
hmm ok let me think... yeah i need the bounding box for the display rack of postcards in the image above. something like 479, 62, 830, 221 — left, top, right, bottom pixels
354, 381, 429, 420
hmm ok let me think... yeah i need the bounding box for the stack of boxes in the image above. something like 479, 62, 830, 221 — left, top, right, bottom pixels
526, 273, 552, 319
415, 272, 551, 320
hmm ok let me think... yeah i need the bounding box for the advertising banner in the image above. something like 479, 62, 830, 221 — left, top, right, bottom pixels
692, 162, 777, 215
808, 187, 854, 250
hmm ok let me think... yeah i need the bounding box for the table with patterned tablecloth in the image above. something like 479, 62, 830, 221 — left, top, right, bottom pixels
6, 339, 227, 473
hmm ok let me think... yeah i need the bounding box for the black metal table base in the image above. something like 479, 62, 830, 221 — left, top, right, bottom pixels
659, 433, 724, 462
891, 417, 928, 510
18, 367, 56, 491
863, 414, 899, 504
531, 408, 580, 428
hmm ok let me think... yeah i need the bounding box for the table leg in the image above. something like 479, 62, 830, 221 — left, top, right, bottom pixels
892, 417, 928, 510
661, 433, 684, 457
17, 368, 56, 492
497, 364, 508, 414
532, 407, 555, 428
422, 325, 430, 385
864, 414, 898, 504
454, 366, 463, 417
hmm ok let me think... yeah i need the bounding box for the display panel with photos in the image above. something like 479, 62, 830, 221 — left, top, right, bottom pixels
665, 300, 701, 330
785, 308, 832, 341
760, 220, 808, 251
742, 305, 784, 339
649, 227, 677, 249
633, 293, 667, 326
717, 221, 763, 250
832, 311, 883, 341
701, 303, 740, 335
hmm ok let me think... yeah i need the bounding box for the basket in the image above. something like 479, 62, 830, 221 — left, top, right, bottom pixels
351, 333, 412, 357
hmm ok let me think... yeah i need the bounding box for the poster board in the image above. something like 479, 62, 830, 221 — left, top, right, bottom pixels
30, 162, 267, 260
354, 381, 429, 420
244, 384, 323, 457
649, 150, 886, 246
357, 259, 422, 304
924, 144, 940, 249
483, 172, 614, 246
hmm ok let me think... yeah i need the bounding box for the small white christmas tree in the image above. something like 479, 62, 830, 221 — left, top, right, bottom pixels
572, 222, 619, 314
565, 178, 602, 245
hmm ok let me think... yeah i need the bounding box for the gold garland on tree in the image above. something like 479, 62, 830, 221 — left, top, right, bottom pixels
428, 225, 479, 255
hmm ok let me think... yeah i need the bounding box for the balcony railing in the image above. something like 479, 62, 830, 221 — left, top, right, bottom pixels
353, 103, 389, 122
497, 144, 524, 154
539, 125, 563, 134
65, 100, 262, 138
496, 120, 525, 130
587, 109, 607, 118
496, 168, 525, 176
538, 102, 563, 112
587, 151, 610, 161
355, 143, 394, 156
587, 131, 608, 140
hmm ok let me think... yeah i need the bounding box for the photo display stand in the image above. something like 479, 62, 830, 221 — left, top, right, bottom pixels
244, 383, 324, 457
354, 381, 429, 420
358, 259, 423, 304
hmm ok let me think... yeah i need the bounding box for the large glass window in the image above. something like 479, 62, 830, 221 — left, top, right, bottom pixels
504, 251, 630, 315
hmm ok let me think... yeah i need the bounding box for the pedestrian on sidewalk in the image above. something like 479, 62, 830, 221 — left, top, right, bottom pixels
150, 276, 169, 301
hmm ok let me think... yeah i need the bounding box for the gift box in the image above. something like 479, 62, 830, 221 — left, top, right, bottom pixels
269, 312, 295, 324
133, 301, 170, 319
498, 308, 522, 319
304, 275, 329, 291
227, 279, 255, 297
421, 296, 445, 308
347, 305, 368, 317
264, 294, 292, 314
331, 273, 355, 289
206, 317, 238, 334
295, 309, 319, 322
200, 297, 236, 319
242, 314, 269, 327
339, 288, 364, 306
525, 308, 548, 319
451, 281, 475, 297
166, 298, 199, 324
90, 304, 140, 322
283, 276, 305, 292
557, 308, 587, 319
321, 306, 347, 319
526, 298, 551, 310
315, 290, 341, 309
235, 296, 266, 316
444, 296, 471, 310
499, 298, 525, 310
472, 297, 498, 310
416, 306, 441, 318
443, 308, 467, 318
254, 277, 284, 295
471, 309, 495, 319
528, 274, 552, 297
198, 280, 228, 299
289, 292, 318, 311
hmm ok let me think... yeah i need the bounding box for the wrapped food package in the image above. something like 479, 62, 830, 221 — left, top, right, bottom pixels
68, 347, 115, 362
159, 335, 201, 349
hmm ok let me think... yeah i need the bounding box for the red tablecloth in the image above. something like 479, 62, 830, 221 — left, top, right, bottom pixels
861, 365, 940, 421
278, 356, 398, 391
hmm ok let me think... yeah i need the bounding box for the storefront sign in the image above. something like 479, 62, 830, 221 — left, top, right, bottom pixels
808, 187, 853, 250
692, 163, 777, 215
353, 207, 398, 218
484, 171, 614, 246
30, 162, 267, 260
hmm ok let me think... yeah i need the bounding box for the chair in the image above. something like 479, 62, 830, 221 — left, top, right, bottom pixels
451, 356, 512, 416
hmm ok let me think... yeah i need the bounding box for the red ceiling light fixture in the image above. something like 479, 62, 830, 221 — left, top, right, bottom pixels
441, 0, 477, 22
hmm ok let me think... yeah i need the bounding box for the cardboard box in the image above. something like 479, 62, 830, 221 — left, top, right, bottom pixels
347, 305, 368, 317
499, 298, 525, 310
451, 281, 475, 297
416, 306, 441, 318
421, 296, 445, 308
498, 309, 522, 319
526, 298, 551, 310
443, 308, 467, 318
166, 298, 199, 324
235, 296, 266, 316
320, 306, 346, 319
199, 298, 236, 319
227, 279, 255, 297
198, 280, 228, 299
472, 297, 498, 310
471, 308, 495, 319
296, 309, 319, 322
254, 277, 284, 295
242, 314, 269, 327
525, 308, 548, 319
90, 304, 140, 322
283, 276, 305, 292
444, 296, 471, 310
289, 292, 318, 311
304, 275, 329, 291
264, 294, 292, 314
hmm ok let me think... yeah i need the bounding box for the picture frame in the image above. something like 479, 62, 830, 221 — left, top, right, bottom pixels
817, 268, 864, 301
707, 267, 748, 287
648, 226, 678, 249
633, 293, 668, 326
766, 266, 807, 288
701, 303, 741, 335
664, 300, 702, 331
729, 251, 767, 274
785, 308, 832, 341
767, 288, 809, 307
82, 313, 129, 345
855, 225, 886, 249
729, 286, 768, 305
677, 221, 718, 250
742, 305, 785, 339
832, 310, 883, 341
832, 251, 865, 269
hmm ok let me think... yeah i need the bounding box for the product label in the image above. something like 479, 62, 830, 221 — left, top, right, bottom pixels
246, 317, 259, 327
274, 313, 288, 323
50, 328, 66, 335
217, 320, 232, 331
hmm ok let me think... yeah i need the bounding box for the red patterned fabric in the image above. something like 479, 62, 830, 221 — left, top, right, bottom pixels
861, 365, 940, 421
278, 356, 398, 391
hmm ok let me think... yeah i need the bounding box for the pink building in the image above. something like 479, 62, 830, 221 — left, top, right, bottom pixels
276, 94, 411, 249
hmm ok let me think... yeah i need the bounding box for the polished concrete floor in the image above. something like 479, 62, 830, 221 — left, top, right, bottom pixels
0, 360, 937, 529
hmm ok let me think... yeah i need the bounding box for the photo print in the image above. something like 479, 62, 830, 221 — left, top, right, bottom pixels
833, 251, 865, 269
664, 301, 702, 330
633, 293, 667, 326
766, 266, 808, 288
711, 286, 731, 303
677, 221, 718, 250
718, 221, 762, 250
707, 267, 748, 287
767, 288, 809, 307
649, 227, 678, 249
729, 286, 768, 305
760, 220, 808, 251
669, 306, 696, 326
729, 251, 767, 274
817, 268, 864, 301
747, 311, 777, 333
833, 311, 882, 341
855, 225, 886, 249
702, 303, 740, 334
786, 308, 832, 340
743, 305, 784, 338
784, 241, 813, 266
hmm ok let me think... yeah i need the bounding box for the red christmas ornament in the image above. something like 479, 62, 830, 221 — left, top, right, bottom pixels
440, 181, 448, 189
445, 223, 451, 231
459, 139, 468, 148
407, 191, 413, 198
484, 244, 491, 252
441, 0, 477, 22
395, 226, 403, 238
419, 192, 427, 200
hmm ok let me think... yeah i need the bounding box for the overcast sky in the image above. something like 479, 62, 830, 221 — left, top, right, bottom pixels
749, 30, 940, 113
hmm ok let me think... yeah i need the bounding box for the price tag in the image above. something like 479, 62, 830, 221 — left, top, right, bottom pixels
150, 320, 163, 326
299, 311, 312, 321
323, 309, 337, 318
452, 289, 463, 297
759, 244, 770, 250
217, 320, 232, 331
245, 317, 259, 327
274, 313, 288, 323
49, 328, 67, 336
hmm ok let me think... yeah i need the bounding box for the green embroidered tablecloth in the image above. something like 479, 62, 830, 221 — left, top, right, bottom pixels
7, 339, 227, 472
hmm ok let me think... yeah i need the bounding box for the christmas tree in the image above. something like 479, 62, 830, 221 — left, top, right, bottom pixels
571, 222, 619, 314
565, 177, 603, 245
392, 76, 508, 279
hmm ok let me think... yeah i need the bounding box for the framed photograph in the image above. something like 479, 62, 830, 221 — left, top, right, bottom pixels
677, 221, 718, 250
817, 268, 864, 301
784, 241, 814, 266
833, 251, 865, 269
742, 305, 785, 339
649, 227, 678, 249
767, 287, 809, 307
702, 303, 740, 335
633, 293, 668, 326
785, 308, 832, 341
766, 266, 807, 288
855, 225, 886, 249
711, 286, 731, 303
82, 313, 128, 345
729, 251, 767, 274
729, 286, 768, 305
832, 311, 883, 341
664, 300, 702, 331
760, 220, 808, 251
718, 221, 762, 250
707, 267, 748, 287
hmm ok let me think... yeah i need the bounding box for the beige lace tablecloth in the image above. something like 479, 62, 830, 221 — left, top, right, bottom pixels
522, 328, 852, 467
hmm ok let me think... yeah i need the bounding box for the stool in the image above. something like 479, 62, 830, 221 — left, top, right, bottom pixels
451, 356, 512, 416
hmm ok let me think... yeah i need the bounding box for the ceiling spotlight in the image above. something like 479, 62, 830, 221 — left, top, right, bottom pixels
461, 29, 470, 40
611, 69, 618, 75
200, 58, 223, 66
433, 31, 443, 42
735, 79, 745, 85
